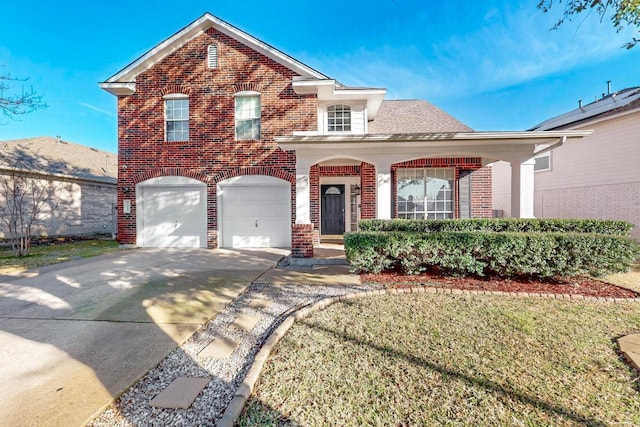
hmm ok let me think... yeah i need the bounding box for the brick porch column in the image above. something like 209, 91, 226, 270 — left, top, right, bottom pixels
291, 223, 314, 258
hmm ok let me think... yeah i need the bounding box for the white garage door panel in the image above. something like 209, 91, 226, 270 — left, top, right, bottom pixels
220, 182, 291, 248
141, 186, 207, 248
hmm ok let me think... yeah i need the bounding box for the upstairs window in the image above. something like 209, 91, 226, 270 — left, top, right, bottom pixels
235, 92, 260, 140
164, 95, 189, 142
207, 44, 218, 68
328, 104, 351, 132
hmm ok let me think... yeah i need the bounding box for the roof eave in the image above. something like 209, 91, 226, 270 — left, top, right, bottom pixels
292, 79, 387, 118
276, 130, 593, 146
99, 82, 136, 96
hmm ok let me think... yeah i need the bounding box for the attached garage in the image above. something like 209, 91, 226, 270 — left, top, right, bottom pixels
218, 175, 291, 248
136, 176, 207, 248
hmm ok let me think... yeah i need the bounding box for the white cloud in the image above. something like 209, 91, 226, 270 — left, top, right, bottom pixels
308, 2, 636, 102
79, 102, 115, 116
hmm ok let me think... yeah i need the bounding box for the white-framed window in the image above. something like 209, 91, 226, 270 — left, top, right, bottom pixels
207, 44, 218, 68
397, 168, 455, 219
534, 152, 551, 172
327, 104, 351, 132
235, 91, 260, 140
164, 94, 189, 142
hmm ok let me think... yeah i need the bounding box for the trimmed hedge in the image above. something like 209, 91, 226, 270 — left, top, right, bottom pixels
344, 231, 640, 279
358, 218, 634, 236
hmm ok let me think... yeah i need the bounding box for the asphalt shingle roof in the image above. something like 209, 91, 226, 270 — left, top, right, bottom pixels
0, 136, 117, 184
368, 99, 473, 134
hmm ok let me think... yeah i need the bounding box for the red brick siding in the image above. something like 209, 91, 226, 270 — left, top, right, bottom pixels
360, 162, 377, 219
309, 163, 372, 233
470, 166, 493, 218
309, 165, 320, 229
291, 223, 314, 258
116, 28, 317, 246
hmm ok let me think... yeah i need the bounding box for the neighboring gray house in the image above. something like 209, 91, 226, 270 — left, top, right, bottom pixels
0, 136, 117, 238
492, 86, 640, 238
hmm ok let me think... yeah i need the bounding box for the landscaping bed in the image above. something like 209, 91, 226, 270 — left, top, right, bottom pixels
362, 268, 640, 298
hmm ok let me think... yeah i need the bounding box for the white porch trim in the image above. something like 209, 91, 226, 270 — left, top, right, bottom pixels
295, 168, 310, 224
278, 130, 592, 222
375, 162, 392, 219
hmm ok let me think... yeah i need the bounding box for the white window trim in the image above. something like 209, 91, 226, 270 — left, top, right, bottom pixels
326, 104, 352, 134
163, 93, 189, 142
396, 167, 456, 220
234, 91, 261, 140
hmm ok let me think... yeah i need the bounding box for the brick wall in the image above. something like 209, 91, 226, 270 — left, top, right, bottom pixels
470, 166, 493, 218
307, 158, 492, 232
0, 178, 116, 238
116, 28, 317, 246
310, 163, 374, 233
291, 223, 314, 258
360, 162, 377, 219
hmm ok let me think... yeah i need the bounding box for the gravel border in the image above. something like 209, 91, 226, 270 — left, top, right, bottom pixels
87, 281, 640, 427
86, 281, 379, 427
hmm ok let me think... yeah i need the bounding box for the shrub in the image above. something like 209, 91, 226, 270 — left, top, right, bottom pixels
358, 218, 634, 236
344, 231, 640, 279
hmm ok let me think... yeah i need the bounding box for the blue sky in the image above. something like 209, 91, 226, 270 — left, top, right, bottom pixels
1, 0, 638, 153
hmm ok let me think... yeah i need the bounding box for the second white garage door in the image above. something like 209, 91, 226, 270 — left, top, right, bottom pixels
218, 175, 291, 248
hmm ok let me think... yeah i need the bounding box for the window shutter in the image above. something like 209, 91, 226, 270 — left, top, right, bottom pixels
459, 170, 471, 219
208, 44, 218, 68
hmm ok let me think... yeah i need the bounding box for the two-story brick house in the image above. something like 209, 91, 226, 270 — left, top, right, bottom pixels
100, 13, 590, 256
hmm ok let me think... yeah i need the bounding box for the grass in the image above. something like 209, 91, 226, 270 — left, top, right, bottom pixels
0, 239, 122, 274
606, 259, 640, 293
239, 293, 640, 426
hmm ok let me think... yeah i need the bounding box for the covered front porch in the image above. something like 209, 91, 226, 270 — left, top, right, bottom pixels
278, 130, 591, 257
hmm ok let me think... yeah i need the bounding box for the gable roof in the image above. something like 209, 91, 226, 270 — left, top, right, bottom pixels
100, 13, 330, 95
532, 86, 640, 130
0, 137, 117, 184
368, 100, 473, 134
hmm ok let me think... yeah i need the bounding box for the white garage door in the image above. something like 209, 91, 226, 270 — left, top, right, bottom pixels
137, 177, 207, 248
218, 175, 291, 248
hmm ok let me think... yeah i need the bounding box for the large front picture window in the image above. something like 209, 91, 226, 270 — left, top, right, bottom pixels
235, 93, 260, 140
397, 168, 455, 219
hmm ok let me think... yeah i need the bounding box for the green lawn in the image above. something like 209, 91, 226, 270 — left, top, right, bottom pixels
606, 259, 640, 293
0, 239, 122, 274
239, 293, 640, 426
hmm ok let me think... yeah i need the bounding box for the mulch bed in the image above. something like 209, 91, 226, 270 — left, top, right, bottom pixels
361, 269, 639, 299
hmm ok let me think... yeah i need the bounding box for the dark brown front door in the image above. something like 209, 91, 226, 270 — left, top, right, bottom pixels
321, 185, 345, 234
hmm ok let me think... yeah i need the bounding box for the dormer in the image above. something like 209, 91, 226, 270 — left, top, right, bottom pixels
292, 78, 386, 135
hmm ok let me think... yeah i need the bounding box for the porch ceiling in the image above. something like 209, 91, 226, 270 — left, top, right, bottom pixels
276, 130, 593, 168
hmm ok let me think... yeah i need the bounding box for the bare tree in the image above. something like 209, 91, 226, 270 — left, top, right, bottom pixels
0, 64, 47, 120
0, 148, 62, 256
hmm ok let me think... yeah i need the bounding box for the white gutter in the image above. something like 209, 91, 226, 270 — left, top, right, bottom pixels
533, 136, 567, 156
276, 130, 593, 146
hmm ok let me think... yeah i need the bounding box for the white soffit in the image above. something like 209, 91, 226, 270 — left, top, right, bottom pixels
100, 13, 329, 95
276, 130, 593, 146
292, 78, 387, 119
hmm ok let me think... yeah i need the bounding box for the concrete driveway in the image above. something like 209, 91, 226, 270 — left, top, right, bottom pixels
0, 247, 286, 427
